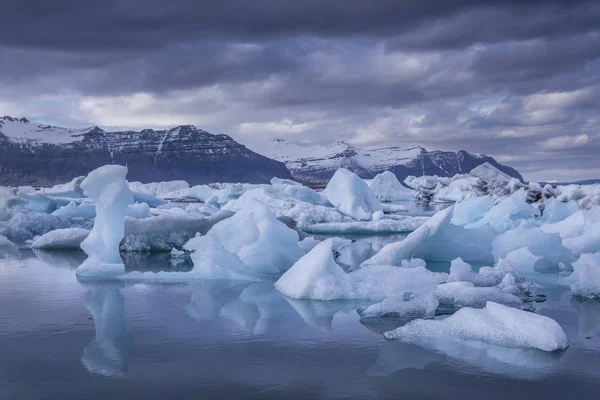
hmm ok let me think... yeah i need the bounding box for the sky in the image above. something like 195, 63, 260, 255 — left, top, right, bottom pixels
1, 0, 599, 182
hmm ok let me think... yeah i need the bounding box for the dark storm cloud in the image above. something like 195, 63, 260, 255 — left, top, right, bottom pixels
1, 0, 599, 181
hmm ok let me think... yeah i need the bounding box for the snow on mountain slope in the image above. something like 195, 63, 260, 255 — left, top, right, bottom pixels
0, 117, 292, 186
249, 138, 523, 184
0, 116, 92, 144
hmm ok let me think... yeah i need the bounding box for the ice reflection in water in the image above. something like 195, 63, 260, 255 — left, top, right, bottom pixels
81, 284, 132, 377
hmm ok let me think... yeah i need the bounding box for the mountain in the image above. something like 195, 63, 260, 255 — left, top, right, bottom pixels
0, 116, 292, 186
248, 139, 523, 183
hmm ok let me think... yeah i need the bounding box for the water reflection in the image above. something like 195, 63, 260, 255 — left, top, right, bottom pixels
368, 338, 564, 380
81, 283, 133, 377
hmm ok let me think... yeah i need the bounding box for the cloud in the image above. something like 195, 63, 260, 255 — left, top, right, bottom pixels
540, 134, 590, 150
1, 0, 600, 181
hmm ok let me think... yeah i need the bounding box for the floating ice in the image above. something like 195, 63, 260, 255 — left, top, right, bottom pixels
436, 282, 522, 310
358, 290, 439, 319
362, 205, 495, 265
275, 238, 446, 301
77, 165, 133, 278
40, 176, 85, 197
52, 201, 96, 219
223, 186, 350, 228
0, 211, 73, 243
322, 168, 382, 221
271, 177, 302, 186
128, 180, 190, 198
555, 184, 600, 210
469, 162, 512, 184
492, 220, 573, 268
368, 171, 414, 202
209, 200, 304, 274
451, 196, 495, 226
121, 209, 232, 252
565, 253, 600, 299
31, 227, 90, 249
303, 216, 428, 235
466, 189, 540, 233
385, 301, 568, 352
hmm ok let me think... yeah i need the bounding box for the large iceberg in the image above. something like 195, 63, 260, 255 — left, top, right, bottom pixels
275, 238, 446, 301
303, 216, 428, 235
385, 301, 568, 352
362, 205, 495, 266
208, 200, 304, 274
77, 165, 133, 278
368, 171, 414, 202
322, 168, 382, 221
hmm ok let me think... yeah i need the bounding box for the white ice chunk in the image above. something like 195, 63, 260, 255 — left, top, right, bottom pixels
469, 162, 512, 184
31, 227, 90, 249
492, 221, 573, 267
126, 203, 150, 219
53, 201, 96, 219
323, 168, 382, 221
385, 301, 568, 352
451, 196, 495, 226
77, 165, 133, 278
270, 177, 302, 186
303, 216, 428, 235
359, 290, 439, 319
368, 171, 414, 202
223, 186, 350, 228
362, 205, 495, 265
128, 180, 190, 198
565, 253, 600, 299
41, 176, 85, 197
0, 212, 72, 243
275, 238, 446, 301
209, 200, 304, 274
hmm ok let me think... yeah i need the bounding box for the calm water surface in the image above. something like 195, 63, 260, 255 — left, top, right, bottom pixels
1, 243, 600, 400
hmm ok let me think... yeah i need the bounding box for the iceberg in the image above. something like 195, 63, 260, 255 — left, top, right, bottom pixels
435, 281, 522, 310
120, 209, 232, 252
275, 238, 446, 301
31, 227, 90, 250
77, 165, 133, 278
223, 186, 350, 228
0, 211, 73, 243
385, 301, 568, 352
358, 290, 439, 319
208, 200, 304, 274
362, 205, 495, 266
565, 253, 600, 299
322, 168, 382, 221
368, 171, 414, 202
303, 216, 428, 235
469, 162, 512, 184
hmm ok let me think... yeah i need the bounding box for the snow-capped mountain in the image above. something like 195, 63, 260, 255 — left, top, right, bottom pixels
248, 139, 523, 183
0, 116, 292, 186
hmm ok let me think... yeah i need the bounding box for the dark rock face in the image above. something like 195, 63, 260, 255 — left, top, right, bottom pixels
0, 122, 293, 186
390, 150, 523, 183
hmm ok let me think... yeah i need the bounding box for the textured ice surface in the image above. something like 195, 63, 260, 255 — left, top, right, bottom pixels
209, 200, 304, 274
77, 165, 133, 278
362, 205, 495, 265
121, 210, 232, 252
368, 171, 414, 202
359, 290, 439, 319
436, 282, 522, 309
0, 212, 73, 243
303, 216, 428, 234
451, 196, 495, 226
466, 189, 540, 233
275, 238, 446, 301
385, 301, 568, 352
492, 221, 573, 267
223, 186, 350, 228
52, 201, 96, 219
31, 228, 90, 249
128, 180, 190, 198
322, 168, 382, 221
565, 253, 600, 299
470, 162, 512, 184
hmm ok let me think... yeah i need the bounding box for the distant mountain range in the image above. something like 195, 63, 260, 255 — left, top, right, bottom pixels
0, 116, 292, 186
1, 116, 523, 186
248, 139, 524, 183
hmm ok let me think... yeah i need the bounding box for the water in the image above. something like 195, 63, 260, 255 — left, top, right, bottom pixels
2, 247, 600, 399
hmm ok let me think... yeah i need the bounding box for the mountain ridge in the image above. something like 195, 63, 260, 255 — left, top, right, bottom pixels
247, 138, 523, 183
0, 116, 293, 186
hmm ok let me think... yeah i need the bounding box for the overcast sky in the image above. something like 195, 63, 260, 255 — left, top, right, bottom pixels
1, 0, 599, 181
